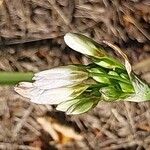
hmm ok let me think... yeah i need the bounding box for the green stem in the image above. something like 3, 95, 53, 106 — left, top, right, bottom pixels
0, 72, 34, 85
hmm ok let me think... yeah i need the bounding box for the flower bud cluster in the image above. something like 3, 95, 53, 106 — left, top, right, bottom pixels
15, 33, 150, 114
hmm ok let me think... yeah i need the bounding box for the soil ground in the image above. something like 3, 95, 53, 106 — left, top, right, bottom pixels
0, 0, 150, 149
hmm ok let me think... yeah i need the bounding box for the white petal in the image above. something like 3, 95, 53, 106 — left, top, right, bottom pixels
33, 79, 73, 89
30, 87, 73, 104
33, 65, 76, 80
64, 33, 104, 58
33, 74, 88, 90
18, 82, 33, 88
30, 84, 89, 104
14, 82, 33, 99
32, 65, 88, 90
14, 82, 73, 104
14, 81, 89, 105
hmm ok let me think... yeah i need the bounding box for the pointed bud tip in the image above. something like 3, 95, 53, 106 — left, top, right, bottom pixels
64, 32, 95, 56
64, 33, 106, 58
14, 86, 20, 94
64, 33, 80, 51
64, 33, 77, 41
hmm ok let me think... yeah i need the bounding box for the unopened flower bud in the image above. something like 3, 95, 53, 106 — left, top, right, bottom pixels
57, 97, 98, 115
33, 65, 88, 89
87, 66, 110, 84
64, 33, 106, 58
14, 65, 89, 104
100, 86, 122, 101
94, 57, 124, 69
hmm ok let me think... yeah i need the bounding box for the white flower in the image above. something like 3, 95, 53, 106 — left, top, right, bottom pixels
14, 65, 89, 104
64, 33, 105, 58
32, 65, 88, 89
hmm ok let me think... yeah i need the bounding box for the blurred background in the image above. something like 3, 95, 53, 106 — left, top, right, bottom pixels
0, 0, 150, 149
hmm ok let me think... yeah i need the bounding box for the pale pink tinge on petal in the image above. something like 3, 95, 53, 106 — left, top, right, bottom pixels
18, 82, 33, 88
30, 87, 73, 104
33, 74, 88, 90
14, 82, 74, 104
33, 65, 87, 79
14, 82, 33, 99
33, 79, 73, 90
32, 65, 88, 90
14, 65, 89, 105
33, 66, 73, 80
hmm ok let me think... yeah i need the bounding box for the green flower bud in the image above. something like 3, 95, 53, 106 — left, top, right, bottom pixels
94, 57, 124, 70
120, 73, 129, 80
57, 97, 98, 115
87, 67, 106, 74
92, 76, 110, 84
64, 33, 125, 71
119, 82, 134, 93
56, 98, 81, 112
87, 66, 110, 84
100, 86, 122, 101
108, 71, 119, 76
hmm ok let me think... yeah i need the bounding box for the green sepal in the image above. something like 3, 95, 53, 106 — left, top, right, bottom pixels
108, 71, 119, 76
120, 73, 130, 80
119, 82, 134, 93
93, 57, 125, 70
87, 66, 110, 84
92, 76, 110, 84
100, 85, 123, 101
56, 98, 81, 112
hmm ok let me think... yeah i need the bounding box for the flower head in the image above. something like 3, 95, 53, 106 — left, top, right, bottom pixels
14, 33, 150, 115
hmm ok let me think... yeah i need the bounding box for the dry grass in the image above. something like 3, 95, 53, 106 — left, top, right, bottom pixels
0, 0, 150, 149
